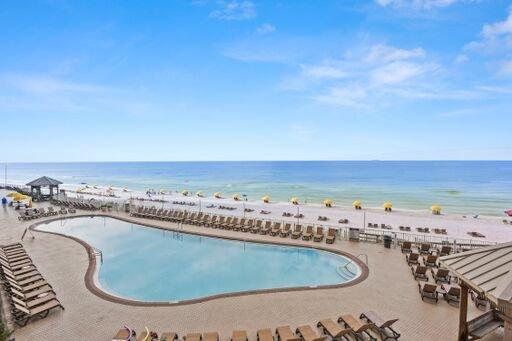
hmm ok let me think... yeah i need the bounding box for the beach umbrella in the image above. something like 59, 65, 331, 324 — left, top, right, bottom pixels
6, 192, 19, 198
13, 194, 29, 201
383, 202, 393, 211
323, 198, 333, 207
108, 186, 114, 191
181, 190, 189, 196
123, 188, 129, 192
262, 195, 270, 203
352, 200, 362, 209
196, 191, 204, 197
233, 193, 241, 201
431, 205, 442, 215
291, 197, 299, 205
505, 209, 512, 217
214, 192, 222, 199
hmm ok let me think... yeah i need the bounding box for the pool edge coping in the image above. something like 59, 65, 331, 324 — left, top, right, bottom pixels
29, 213, 369, 307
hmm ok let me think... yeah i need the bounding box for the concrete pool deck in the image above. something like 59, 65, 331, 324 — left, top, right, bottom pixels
0, 204, 504, 340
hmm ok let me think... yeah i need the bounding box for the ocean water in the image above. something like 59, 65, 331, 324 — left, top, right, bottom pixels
37, 217, 357, 302
3, 161, 512, 216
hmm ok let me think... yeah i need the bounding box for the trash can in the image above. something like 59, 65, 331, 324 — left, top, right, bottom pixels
349, 227, 360, 241
383, 235, 392, 248
124, 203, 130, 213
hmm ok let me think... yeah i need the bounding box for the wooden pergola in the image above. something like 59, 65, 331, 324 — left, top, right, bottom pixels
440, 242, 512, 340
26, 176, 63, 201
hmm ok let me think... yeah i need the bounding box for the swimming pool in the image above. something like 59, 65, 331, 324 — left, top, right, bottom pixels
36, 216, 362, 303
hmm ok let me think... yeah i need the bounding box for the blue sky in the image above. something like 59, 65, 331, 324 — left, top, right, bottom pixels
1, 0, 512, 161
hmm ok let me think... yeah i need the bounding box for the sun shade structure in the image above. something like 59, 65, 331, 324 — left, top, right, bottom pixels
383, 202, 393, 211
431, 205, 442, 215
291, 197, 299, 205
440, 242, 512, 340
353, 200, 362, 209
262, 195, 270, 203
26, 176, 62, 200
323, 198, 333, 207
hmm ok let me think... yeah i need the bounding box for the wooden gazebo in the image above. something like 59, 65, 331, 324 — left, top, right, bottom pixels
440, 242, 512, 340
26, 176, 63, 201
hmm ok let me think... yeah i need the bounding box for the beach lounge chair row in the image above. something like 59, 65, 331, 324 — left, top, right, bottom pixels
53, 199, 97, 211
129, 207, 339, 244
418, 282, 461, 305
368, 223, 392, 230
400, 242, 452, 257
0, 243, 64, 326
113, 311, 400, 341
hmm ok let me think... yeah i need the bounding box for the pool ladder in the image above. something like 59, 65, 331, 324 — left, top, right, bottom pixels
91, 248, 103, 264
337, 254, 368, 278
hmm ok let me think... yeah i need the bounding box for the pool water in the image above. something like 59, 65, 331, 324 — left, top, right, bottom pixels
36, 217, 360, 302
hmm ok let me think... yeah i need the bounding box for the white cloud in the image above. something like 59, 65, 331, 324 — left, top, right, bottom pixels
371, 61, 436, 84
301, 64, 346, 80
256, 23, 275, 35
4, 74, 106, 95
482, 8, 512, 40
365, 44, 425, 63
375, 0, 458, 9
501, 60, 512, 75
210, 1, 256, 21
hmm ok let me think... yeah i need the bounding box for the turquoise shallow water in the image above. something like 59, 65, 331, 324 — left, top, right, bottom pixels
36, 217, 357, 302
5, 161, 512, 215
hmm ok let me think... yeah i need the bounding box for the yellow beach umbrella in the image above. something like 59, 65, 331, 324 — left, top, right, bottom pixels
262, 195, 270, 203
181, 190, 189, 196
6, 192, 19, 198
291, 197, 299, 205
431, 205, 442, 214
323, 198, 333, 207
353, 200, 362, 209
196, 191, 204, 197
383, 202, 393, 211
214, 192, 222, 199
123, 188, 129, 192
233, 193, 241, 201
13, 194, 29, 201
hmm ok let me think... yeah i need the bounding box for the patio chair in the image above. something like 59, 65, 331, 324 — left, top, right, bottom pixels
13, 298, 64, 326
291, 225, 302, 239
360, 311, 400, 341
276, 326, 301, 341
313, 227, 324, 242
280, 223, 292, 237
302, 226, 314, 241
251, 220, 263, 234
418, 282, 438, 302
270, 222, 282, 236
419, 243, 431, 255
257, 329, 274, 341
326, 228, 336, 244
260, 221, 272, 235
231, 330, 248, 341
431, 268, 451, 283
442, 284, 461, 304
295, 325, 326, 341
411, 265, 428, 281
406, 253, 420, 265
400, 241, 412, 253
338, 314, 376, 341
422, 254, 438, 268
316, 319, 352, 341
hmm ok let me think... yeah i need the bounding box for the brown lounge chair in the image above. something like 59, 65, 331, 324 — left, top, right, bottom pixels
270, 222, 282, 236
360, 311, 400, 341
316, 319, 352, 341
291, 225, 302, 239
313, 227, 324, 242
276, 326, 301, 341
411, 265, 428, 281
112, 327, 135, 341
261, 221, 272, 235
338, 314, 375, 341
302, 226, 314, 241
400, 241, 412, 253
295, 325, 326, 341
431, 268, 451, 283
257, 329, 274, 341
419, 243, 431, 255
418, 282, 438, 303
326, 228, 336, 244
203, 332, 219, 341
184, 333, 202, 341
406, 253, 419, 265
280, 223, 292, 238
13, 299, 64, 326
438, 245, 452, 256
442, 284, 461, 304
422, 254, 438, 268
232, 330, 248, 341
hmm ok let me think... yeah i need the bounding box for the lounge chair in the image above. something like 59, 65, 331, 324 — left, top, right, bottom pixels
13, 299, 64, 326
406, 253, 420, 265
251, 220, 263, 234
411, 265, 428, 281
302, 226, 314, 241
295, 325, 326, 341
422, 254, 438, 268
160, 332, 178, 341
260, 221, 272, 235
231, 330, 248, 341
241, 219, 254, 232
214, 216, 225, 229
316, 319, 352, 340
223, 217, 234, 230
418, 282, 438, 303
184, 333, 202, 341
112, 326, 135, 341
326, 228, 336, 244
438, 245, 452, 256
291, 225, 302, 239
360, 311, 400, 341
280, 223, 292, 237
471, 291, 487, 309
233, 218, 245, 231
419, 243, 431, 255
442, 284, 461, 304
431, 268, 451, 283
270, 222, 282, 236
313, 227, 324, 242
203, 332, 219, 341
257, 329, 274, 341
338, 315, 375, 341
400, 241, 412, 253
276, 326, 301, 341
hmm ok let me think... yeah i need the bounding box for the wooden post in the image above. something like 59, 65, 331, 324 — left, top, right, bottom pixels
459, 283, 469, 341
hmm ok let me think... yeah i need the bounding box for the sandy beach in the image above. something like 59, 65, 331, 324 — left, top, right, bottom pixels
56, 184, 512, 244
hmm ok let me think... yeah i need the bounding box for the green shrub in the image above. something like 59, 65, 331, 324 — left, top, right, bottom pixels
0, 321, 13, 341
